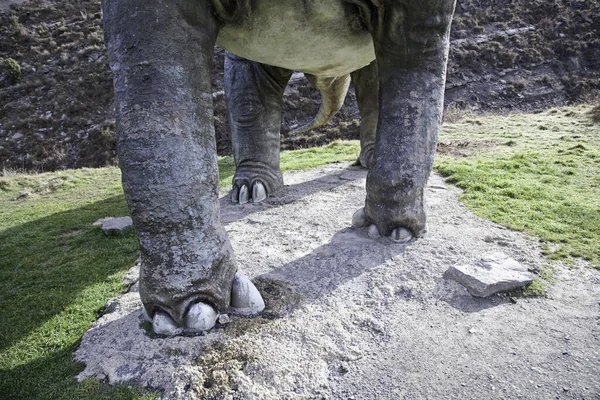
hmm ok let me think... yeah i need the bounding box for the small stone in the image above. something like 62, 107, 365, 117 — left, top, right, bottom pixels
17, 190, 30, 199
338, 363, 349, 374
100, 216, 133, 235
11, 132, 23, 140
444, 253, 534, 297
218, 314, 231, 324
92, 217, 112, 227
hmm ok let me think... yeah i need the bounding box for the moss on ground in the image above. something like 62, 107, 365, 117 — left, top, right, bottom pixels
2, 57, 21, 84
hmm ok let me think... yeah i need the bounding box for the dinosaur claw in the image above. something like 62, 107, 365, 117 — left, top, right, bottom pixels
252, 182, 267, 203
184, 302, 218, 332
352, 208, 367, 227
367, 224, 380, 239
152, 310, 182, 336
239, 184, 249, 204
390, 227, 412, 243
231, 186, 240, 203
230, 272, 265, 316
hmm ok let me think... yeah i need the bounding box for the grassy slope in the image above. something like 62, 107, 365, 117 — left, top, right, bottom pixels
436, 105, 599, 267
0, 107, 598, 398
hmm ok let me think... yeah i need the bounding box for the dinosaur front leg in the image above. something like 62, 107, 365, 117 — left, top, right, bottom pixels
353, 0, 456, 241
102, 0, 262, 335
351, 60, 379, 169
225, 53, 292, 204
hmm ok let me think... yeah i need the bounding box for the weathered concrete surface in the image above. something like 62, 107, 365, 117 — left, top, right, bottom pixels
75, 163, 600, 399
444, 253, 534, 297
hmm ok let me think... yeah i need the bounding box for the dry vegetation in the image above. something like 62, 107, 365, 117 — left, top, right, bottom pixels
0, 0, 599, 172
0, 0, 114, 171
446, 0, 600, 112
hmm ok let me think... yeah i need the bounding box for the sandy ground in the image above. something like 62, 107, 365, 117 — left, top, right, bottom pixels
75, 163, 600, 399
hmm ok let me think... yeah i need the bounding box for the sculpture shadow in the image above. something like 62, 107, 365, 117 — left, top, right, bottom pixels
220, 165, 365, 225
249, 228, 410, 318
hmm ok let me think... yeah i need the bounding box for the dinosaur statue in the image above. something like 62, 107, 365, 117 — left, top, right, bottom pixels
102, 0, 457, 335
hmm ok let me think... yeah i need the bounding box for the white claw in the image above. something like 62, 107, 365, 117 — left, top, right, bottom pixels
184, 302, 218, 332
152, 311, 183, 336
367, 224, 380, 239
230, 186, 240, 203
231, 271, 265, 316
239, 185, 249, 204
391, 227, 412, 243
252, 182, 267, 203
352, 208, 366, 227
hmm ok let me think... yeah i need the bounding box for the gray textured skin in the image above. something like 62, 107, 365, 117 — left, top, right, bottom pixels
102, 0, 456, 332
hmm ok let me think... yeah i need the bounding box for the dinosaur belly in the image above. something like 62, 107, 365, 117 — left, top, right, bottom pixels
216, 0, 376, 77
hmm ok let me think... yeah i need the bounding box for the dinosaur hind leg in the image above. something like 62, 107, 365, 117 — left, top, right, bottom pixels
225, 53, 292, 204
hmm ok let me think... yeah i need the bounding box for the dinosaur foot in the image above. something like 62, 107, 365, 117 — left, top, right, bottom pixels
351, 207, 414, 243
230, 166, 284, 204
230, 181, 267, 204
146, 272, 265, 336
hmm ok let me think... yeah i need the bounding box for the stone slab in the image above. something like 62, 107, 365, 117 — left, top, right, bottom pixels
444, 252, 534, 297
96, 216, 133, 235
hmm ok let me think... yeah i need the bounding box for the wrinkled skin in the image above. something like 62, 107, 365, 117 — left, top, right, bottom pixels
102, 0, 456, 334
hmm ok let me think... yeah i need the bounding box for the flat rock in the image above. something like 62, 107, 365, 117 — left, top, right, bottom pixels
97, 216, 133, 235
444, 252, 534, 297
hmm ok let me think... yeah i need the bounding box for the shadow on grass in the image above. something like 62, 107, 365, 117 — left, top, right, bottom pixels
0, 194, 137, 353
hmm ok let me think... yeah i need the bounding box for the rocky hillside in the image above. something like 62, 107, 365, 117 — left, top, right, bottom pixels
0, 0, 598, 172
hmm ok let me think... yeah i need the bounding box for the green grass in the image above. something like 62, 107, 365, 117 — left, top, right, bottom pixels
435, 104, 600, 268
0, 141, 359, 400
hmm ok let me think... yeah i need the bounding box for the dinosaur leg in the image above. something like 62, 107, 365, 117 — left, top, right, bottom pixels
353, 0, 457, 242
225, 53, 293, 204
351, 60, 379, 169
103, 0, 263, 335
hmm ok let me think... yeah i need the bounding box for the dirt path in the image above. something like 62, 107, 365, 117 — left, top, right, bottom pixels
75, 163, 600, 399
